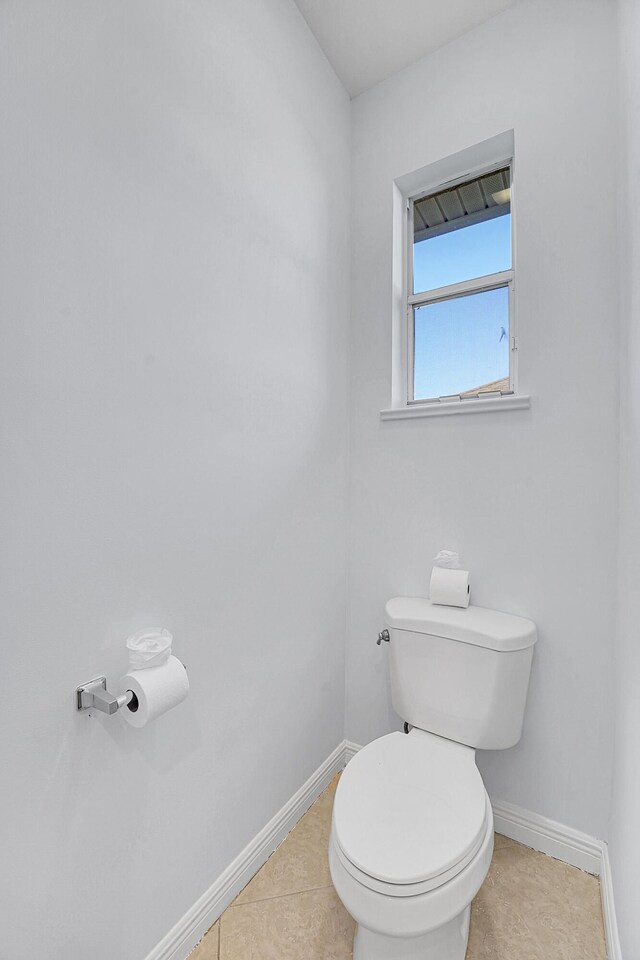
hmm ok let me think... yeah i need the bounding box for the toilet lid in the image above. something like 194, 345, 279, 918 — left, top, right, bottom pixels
333, 731, 488, 887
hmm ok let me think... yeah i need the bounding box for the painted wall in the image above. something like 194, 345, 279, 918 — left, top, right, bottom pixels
346, 0, 618, 839
610, 0, 640, 953
0, 2, 349, 958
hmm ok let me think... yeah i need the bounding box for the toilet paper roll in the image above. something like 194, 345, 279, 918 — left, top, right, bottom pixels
121, 655, 189, 728
429, 566, 471, 608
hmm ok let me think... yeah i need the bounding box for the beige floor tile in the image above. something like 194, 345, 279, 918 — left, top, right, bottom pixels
467, 837, 606, 960
189, 921, 219, 959
219, 887, 355, 960
235, 774, 339, 904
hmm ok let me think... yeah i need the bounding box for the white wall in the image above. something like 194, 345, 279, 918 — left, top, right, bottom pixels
610, 0, 640, 954
0, 2, 349, 958
346, 0, 618, 839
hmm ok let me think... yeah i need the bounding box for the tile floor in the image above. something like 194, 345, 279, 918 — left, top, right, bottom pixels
190, 774, 607, 960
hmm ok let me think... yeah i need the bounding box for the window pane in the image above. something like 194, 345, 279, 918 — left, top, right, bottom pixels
413, 167, 511, 293
413, 286, 510, 401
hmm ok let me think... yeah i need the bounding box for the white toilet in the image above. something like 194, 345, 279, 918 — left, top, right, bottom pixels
329, 597, 537, 960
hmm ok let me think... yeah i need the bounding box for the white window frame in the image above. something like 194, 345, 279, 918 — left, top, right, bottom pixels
381, 132, 530, 420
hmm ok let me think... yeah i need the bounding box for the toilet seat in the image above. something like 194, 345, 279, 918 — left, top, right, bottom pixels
332, 731, 489, 896
332, 796, 491, 897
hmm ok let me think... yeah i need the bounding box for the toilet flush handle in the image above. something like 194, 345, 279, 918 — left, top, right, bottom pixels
377, 629, 390, 645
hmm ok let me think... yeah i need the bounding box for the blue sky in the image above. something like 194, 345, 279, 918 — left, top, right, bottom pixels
413, 214, 511, 399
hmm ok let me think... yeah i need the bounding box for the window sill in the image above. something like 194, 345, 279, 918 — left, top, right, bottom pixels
380, 394, 531, 420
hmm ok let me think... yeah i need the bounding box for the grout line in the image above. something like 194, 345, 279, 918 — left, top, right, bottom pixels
221, 783, 337, 911
213, 777, 338, 957
225, 883, 335, 909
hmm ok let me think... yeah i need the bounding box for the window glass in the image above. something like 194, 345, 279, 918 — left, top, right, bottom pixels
413, 286, 510, 401
413, 167, 511, 293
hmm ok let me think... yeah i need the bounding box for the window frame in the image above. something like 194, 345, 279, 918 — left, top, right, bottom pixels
405, 160, 517, 407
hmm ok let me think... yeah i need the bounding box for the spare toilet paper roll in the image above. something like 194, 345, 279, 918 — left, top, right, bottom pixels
429, 566, 471, 608
121, 655, 189, 728
126, 627, 173, 670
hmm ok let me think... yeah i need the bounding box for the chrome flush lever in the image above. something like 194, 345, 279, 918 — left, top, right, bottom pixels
377, 629, 390, 645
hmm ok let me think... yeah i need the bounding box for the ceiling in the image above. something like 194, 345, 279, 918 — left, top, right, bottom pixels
292, 0, 515, 98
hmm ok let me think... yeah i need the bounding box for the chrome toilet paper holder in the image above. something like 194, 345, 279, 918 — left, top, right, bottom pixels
76, 676, 136, 715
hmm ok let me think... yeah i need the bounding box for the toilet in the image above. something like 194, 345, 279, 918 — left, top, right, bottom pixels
329, 597, 537, 960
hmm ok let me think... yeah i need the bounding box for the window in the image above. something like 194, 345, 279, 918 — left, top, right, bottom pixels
408, 165, 515, 404
383, 134, 529, 420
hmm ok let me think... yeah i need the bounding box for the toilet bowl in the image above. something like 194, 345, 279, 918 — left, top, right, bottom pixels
329, 729, 494, 960
329, 598, 536, 960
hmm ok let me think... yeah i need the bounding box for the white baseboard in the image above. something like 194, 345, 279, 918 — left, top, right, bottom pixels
347, 740, 621, 959
145, 740, 348, 960
491, 800, 603, 875
599, 843, 622, 960
344, 739, 361, 763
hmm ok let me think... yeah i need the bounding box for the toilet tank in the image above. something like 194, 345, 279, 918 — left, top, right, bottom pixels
385, 598, 537, 750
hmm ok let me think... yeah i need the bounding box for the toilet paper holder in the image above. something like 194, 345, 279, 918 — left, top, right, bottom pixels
76, 676, 136, 715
